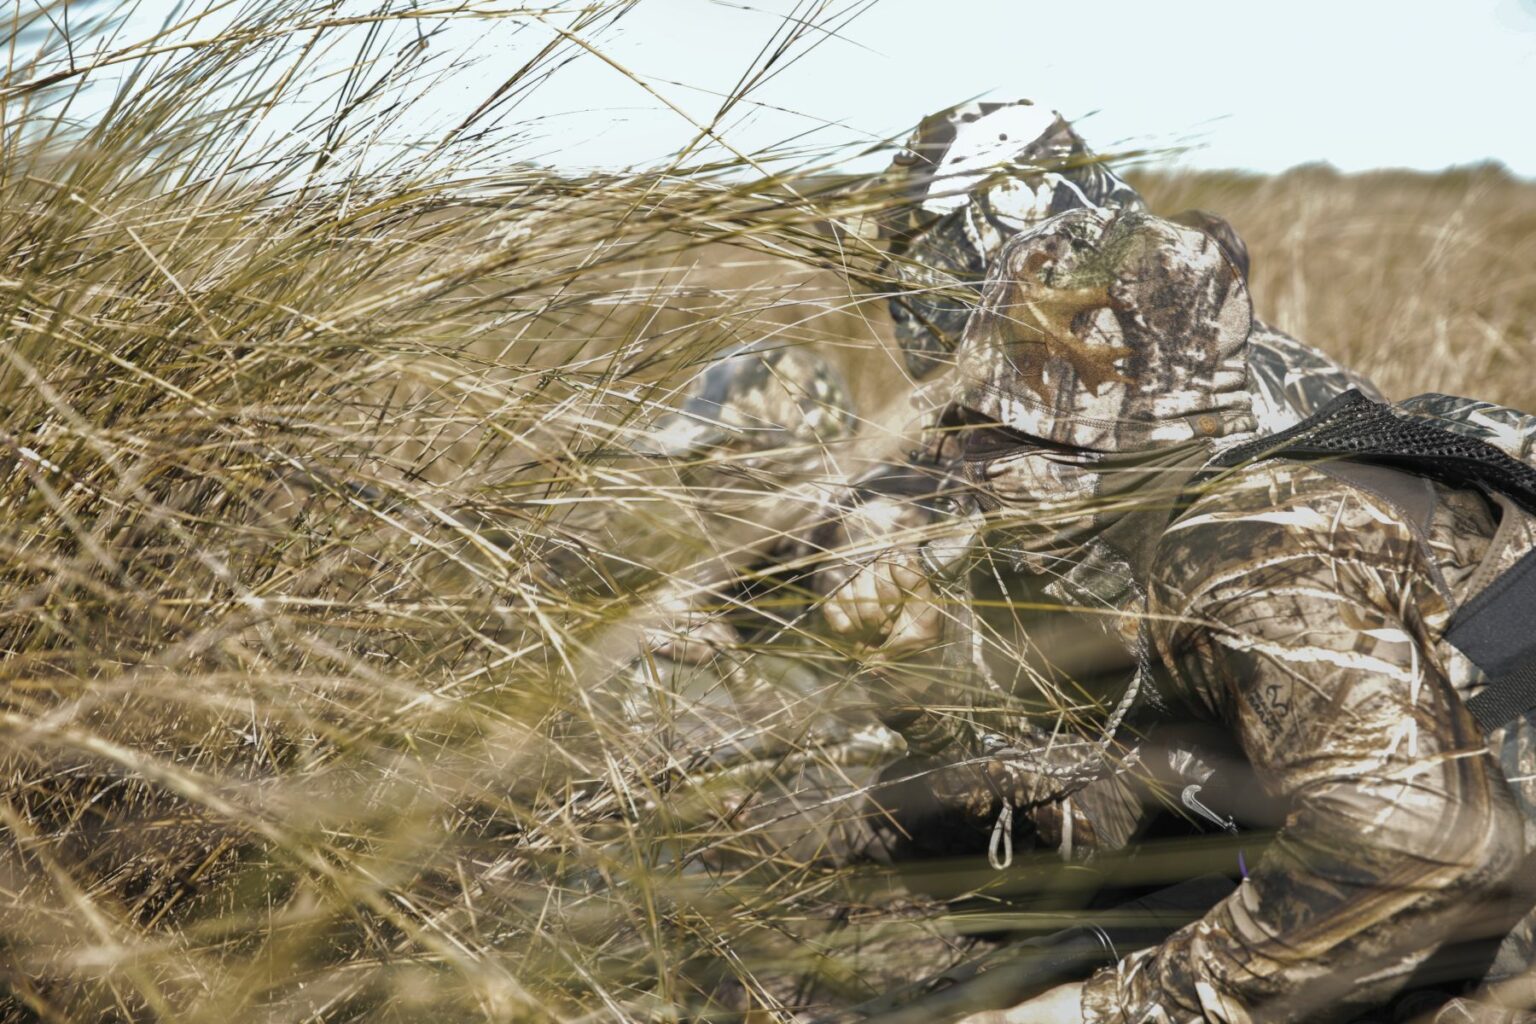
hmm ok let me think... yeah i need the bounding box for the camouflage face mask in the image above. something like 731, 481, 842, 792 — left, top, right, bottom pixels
951, 207, 1255, 453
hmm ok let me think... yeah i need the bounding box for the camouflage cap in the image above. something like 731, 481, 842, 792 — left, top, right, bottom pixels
640, 341, 857, 459
951, 208, 1254, 451
880, 100, 1144, 380
1169, 209, 1250, 282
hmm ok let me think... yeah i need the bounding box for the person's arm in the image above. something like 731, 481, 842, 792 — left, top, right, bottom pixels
823, 544, 1148, 862
1078, 541, 1524, 1023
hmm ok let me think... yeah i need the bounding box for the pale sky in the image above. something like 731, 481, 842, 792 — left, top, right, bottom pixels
109, 0, 1536, 176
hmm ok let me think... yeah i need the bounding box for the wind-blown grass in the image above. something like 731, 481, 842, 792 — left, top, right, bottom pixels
0, 3, 944, 1018
1, 2, 1533, 1021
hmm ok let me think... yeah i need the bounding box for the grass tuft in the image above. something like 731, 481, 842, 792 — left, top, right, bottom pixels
0, 3, 1532, 1021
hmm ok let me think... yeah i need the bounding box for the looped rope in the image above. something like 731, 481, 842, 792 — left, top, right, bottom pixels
987, 800, 1014, 870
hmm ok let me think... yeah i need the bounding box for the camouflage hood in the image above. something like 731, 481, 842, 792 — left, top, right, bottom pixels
951, 208, 1255, 452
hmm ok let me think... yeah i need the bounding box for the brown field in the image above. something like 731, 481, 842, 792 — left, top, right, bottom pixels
1132, 163, 1536, 410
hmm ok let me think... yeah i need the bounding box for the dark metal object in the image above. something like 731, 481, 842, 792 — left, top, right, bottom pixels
858, 875, 1237, 1024
1450, 549, 1536, 731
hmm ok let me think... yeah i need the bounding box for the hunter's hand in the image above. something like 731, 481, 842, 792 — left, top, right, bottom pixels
954, 982, 1085, 1024
821, 551, 943, 658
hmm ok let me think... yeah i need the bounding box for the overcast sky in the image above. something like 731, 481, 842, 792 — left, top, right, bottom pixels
112, 0, 1536, 176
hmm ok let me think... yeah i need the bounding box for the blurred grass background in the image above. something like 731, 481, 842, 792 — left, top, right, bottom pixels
0, 1, 1532, 1021
1132, 163, 1536, 410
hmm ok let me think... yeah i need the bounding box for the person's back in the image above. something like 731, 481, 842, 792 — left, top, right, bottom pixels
825, 205, 1536, 1022
1122, 452, 1536, 1021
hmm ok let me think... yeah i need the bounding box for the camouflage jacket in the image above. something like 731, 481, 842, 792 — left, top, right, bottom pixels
1078, 456, 1536, 1024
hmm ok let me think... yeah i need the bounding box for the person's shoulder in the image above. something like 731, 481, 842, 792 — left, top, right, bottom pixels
1154, 456, 1425, 594
1245, 320, 1386, 432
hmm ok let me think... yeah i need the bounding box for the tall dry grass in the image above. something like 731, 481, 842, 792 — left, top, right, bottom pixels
1132, 164, 1536, 409
0, 3, 950, 1019
0, 2, 1533, 1022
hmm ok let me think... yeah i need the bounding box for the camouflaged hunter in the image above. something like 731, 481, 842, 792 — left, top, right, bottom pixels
613, 105, 1395, 867
811, 115, 1387, 863
602, 104, 1408, 1018
873, 99, 1381, 431
827, 206, 1536, 1023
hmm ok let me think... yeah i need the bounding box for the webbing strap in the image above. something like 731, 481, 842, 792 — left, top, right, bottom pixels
1452, 548, 1536, 732
1210, 389, 1536, 515
1465, 662, 1536, 734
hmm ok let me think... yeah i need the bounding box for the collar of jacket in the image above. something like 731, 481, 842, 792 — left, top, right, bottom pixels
1041, 440, 1216, 611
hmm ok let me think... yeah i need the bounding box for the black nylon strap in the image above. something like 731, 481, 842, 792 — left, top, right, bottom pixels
1453, 548, 1536, 731
1448, 547, 1536, 676
1207, 390, 1536, 732
1210, 389, 1536, 516
1465, 661, 1536, 734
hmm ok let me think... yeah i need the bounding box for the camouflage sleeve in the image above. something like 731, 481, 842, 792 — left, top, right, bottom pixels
1245, 321, 1386, 434
1081, 486, 1525, 1023
1397, 392, 1536, 466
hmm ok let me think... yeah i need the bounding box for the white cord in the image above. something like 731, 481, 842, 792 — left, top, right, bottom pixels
987, 800, 1015, 870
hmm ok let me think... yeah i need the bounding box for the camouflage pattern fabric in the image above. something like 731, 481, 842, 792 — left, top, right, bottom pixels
608, 634, 899, 870
583, 629, 989, 1019
885, 222, 985, 380
876, 101, 1142, 379
640, 340, 858, 464
871, 105, 1382, 430
589, 344, 984, 1015
1076, 459, 1536, 1023
932, 202, 1536, 1021
1169, 209, 1251, 281
877, 101, 1142, 258
952, 208, 1254, 451
1399, 392, 1536, 465
1247, 321, 1387, 432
